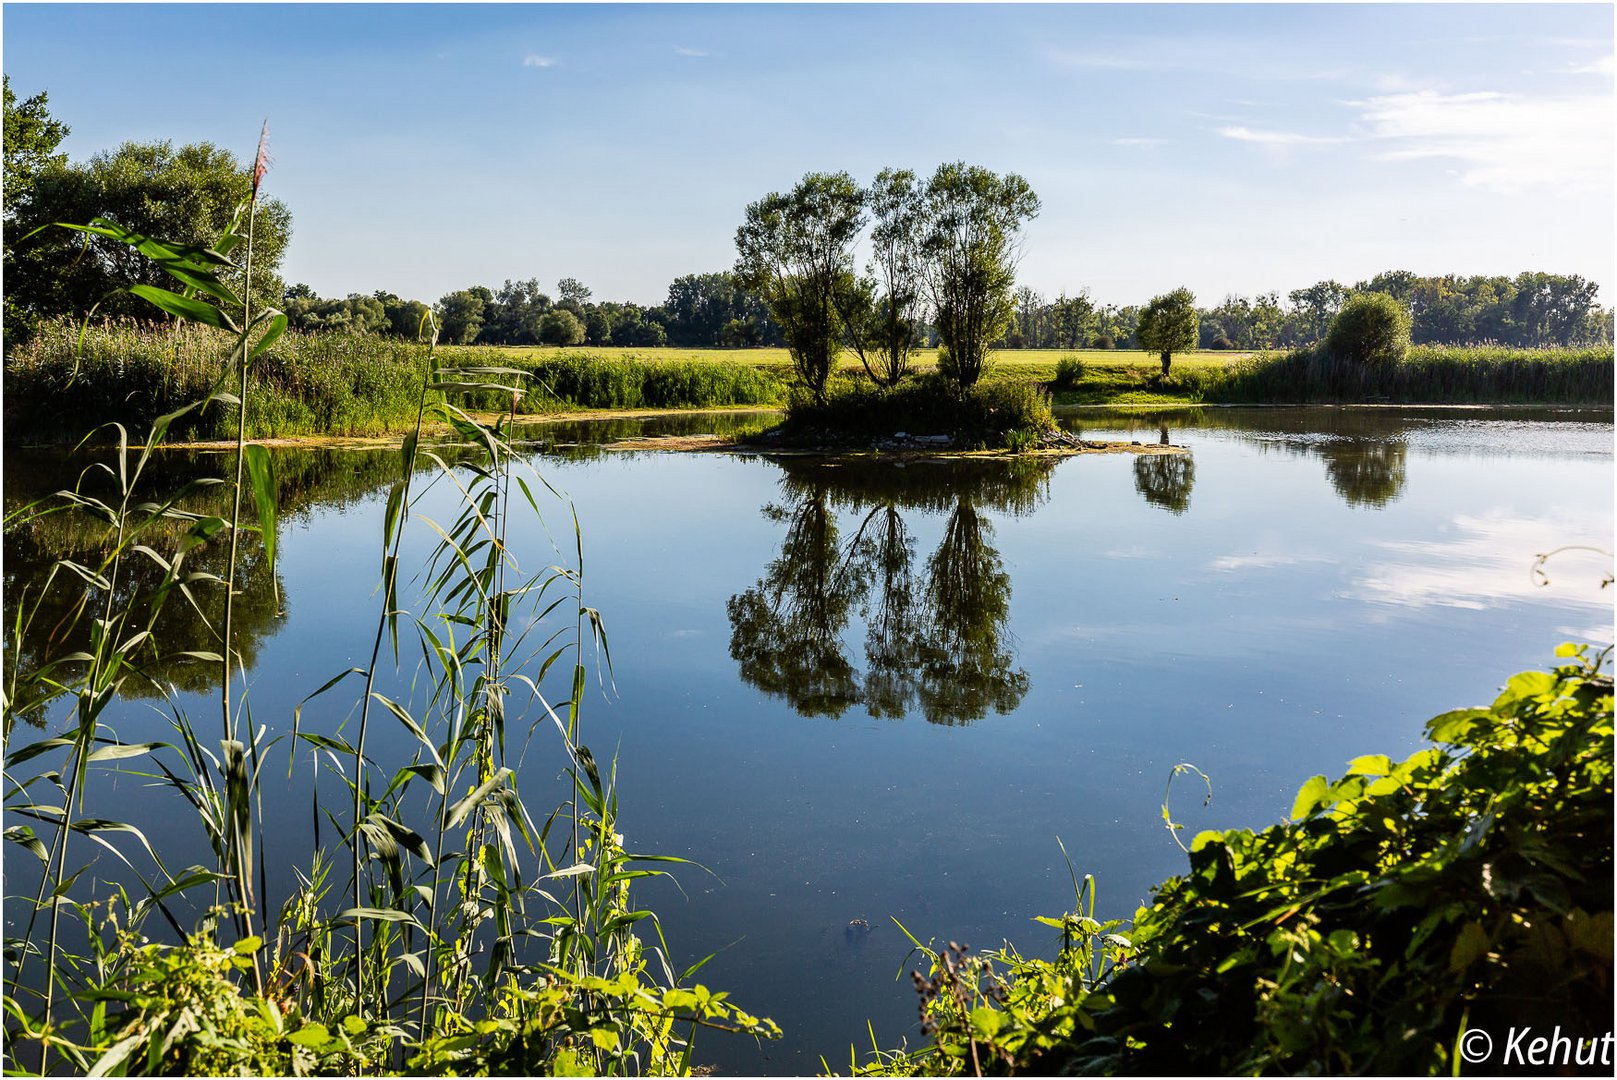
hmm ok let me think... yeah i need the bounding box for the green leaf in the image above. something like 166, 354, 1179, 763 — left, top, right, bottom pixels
1290, 775, 1330, 820
4, 825, 49, 864
969, 1006, 1004, 1040
128, 284, 237, 331
286, 1023, 331, 1048
1346, 754, 1392, 777
233, 935, 263, 955
247, 313, 288, 361
1448, 921, 1489, 973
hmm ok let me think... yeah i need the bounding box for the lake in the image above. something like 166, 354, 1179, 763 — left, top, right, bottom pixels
4, 405, 1611, 1073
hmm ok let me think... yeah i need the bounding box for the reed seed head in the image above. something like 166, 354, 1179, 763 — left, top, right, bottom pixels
252, 120, 271, 198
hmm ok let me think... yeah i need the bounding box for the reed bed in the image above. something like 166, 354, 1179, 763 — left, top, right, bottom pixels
1206, 344, 1614, 405
4, 319, 434, 441
485, 351, 785, 411
4, 325, 787, 443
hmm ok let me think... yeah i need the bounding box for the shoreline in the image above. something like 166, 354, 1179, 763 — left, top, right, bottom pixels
5, 399, 1608, 454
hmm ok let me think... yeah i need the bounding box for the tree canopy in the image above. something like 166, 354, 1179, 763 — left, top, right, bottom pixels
5, 136, 292, 332
922, 162, 1040, 388
1136, 287, 1199, 375
735, 171, 866, 402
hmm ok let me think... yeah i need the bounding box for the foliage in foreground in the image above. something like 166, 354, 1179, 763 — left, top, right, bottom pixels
4, 191, 776, 1077
855, 646, 1614, 1076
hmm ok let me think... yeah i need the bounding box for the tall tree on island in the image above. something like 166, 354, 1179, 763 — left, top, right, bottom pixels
921, 162, 1040, 389
735, 172, 865, 403
841, 167, 927, 388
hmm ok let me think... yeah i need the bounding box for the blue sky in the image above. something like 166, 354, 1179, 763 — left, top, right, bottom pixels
4, 3, 1612, 308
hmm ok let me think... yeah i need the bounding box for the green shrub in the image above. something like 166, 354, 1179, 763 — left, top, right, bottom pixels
537, 308, 585, 346
1092, 334, 1115, 349
1326, 292, 1411, 365
1053, 355, 1086, 388
860, 646, 1614, 1076
783, 373, 1053, 447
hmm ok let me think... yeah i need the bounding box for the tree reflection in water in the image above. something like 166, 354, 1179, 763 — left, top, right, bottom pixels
1133, 452, 1196, 515
1320, 440, 1408, 507
3, 446, 415, 720
728, 457, 1049, 724
726, 490, 867, 718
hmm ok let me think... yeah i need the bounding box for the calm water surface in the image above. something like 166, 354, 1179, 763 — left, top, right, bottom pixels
4, 406, 1611, 1073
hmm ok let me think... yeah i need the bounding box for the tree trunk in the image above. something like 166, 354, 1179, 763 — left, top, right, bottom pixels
1160, 351, 1172, 377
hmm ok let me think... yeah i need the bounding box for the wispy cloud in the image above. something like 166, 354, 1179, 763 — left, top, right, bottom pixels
1565, 54, 1614, 76
1355, 89, 1613, 192
1348, 512, 1612, 614
1217, 125, 1348, 146
1110, 137, 1166, 148
1049, 50, 1162, 72
1209, 552, 1332, 572
522, 54, 556, 68
674, 46, 709, 58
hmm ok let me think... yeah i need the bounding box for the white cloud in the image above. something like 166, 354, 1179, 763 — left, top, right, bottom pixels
1111, 137, 1166, 148
1565, 54, 1614, 76
1209, 552, 1332, 572
1355, 89, 1613, 192
1348, 512, 1612, 613
522, 54, 556, 68
1049, 50, 1162, 72
674, 46, 709, 58
1217, 125, 1348, 146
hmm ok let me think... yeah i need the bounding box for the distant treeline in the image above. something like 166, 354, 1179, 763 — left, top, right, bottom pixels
286, 269, 1614, 352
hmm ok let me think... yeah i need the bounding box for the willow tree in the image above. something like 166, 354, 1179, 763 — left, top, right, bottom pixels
921, 163, 1040, 389
841, 167, 928, 388
1137, 287, 1199, 376
735, 172, 865, 403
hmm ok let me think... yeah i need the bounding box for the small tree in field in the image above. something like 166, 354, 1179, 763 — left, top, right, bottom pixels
735, 172, 864, 403
538, 308, 585, 346
1137, 287, 1199, 377
1325, 292, 1410, 365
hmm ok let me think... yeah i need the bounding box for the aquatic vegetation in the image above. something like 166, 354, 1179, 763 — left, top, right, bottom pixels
851, 646, 1614, 1076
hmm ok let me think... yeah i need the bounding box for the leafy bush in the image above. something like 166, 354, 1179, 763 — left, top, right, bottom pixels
1326, 292, 1411, 365
1092, 334, 1115, 350
1053, 355, 1086, 388
537, 308, 586, 346
783, 373, 1053, 447
859, 647, 1614, 1076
